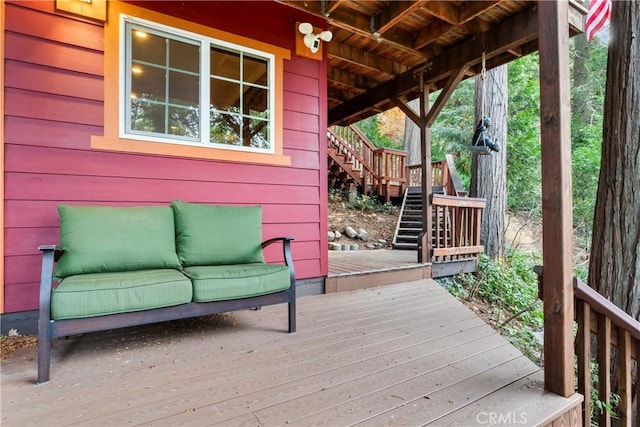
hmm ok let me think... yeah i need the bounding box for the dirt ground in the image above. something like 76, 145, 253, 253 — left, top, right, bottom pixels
327, 198, 400, 249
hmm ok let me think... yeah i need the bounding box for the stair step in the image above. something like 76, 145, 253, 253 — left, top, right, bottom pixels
399, 228, 422, 233
393, 242, 417, 250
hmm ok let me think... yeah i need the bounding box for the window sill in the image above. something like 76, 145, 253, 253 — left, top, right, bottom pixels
91, 135, 291, 166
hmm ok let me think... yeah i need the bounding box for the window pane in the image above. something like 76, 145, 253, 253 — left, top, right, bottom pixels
245, 118, 269, 149
211, 78, 240, 110
243, 55, 268, 86
169, 71, 199, 106
132, 30, 166, 66
130, 100, 165, 133
211, 47, 240, 80
169, 39, 199, 73
131, 64, 166, 102
243, 85, 268, 117
169, 106, 200, 138
210, 111, 240, 145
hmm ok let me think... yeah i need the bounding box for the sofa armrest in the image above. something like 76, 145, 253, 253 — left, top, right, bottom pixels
38, 245, 62, 320
262, 236, 295, 277
262, 237, 294, 265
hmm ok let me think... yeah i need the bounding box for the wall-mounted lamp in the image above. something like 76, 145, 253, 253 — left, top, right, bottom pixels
298, 22, 333, 54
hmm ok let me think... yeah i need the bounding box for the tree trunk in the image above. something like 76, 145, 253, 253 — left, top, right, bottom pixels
403, 99, 421, 166
470, 65, 508, 259
572, 0, 591, 123
588, 0, 640, 424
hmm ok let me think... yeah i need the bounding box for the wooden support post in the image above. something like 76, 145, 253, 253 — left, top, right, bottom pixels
418, 70, 432, 263
538, 0, 575, 397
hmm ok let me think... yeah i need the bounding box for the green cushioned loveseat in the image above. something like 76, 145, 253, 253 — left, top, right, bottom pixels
37, 201, 295, 384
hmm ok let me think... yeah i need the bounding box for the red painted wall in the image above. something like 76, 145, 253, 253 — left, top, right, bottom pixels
3, 1, 329, 313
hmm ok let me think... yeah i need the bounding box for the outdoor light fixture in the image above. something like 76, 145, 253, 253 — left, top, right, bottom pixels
298, 22, 333, 54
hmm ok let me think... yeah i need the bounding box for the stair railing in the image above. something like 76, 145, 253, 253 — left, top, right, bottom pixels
431, 194, 485, 262
373, 147, 406, 202
535, 267, 639, 427
328, 125, 406, 201
406, 154, 466, 197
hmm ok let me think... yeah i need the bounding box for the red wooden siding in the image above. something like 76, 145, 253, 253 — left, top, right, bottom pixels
2, 1, 328, 313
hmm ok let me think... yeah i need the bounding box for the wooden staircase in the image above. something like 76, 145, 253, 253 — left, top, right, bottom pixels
393, 186, 444, 250
394, 156, 487, 278
328, 125, 406, 202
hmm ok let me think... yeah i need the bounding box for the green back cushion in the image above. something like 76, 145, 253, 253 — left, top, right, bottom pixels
171, 201, 265, 266
54, 205, 182, 279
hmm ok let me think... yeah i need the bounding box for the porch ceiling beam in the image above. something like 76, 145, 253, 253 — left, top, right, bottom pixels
329, 5, 540, 125
325, 8, 426, 59
327, 42, 405, 78
372, 1, 426, 35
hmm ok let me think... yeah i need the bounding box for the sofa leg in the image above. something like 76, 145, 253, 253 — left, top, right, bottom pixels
37, 335, 51, 384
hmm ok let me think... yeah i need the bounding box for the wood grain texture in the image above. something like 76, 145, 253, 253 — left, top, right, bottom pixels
1, 280, 580, 425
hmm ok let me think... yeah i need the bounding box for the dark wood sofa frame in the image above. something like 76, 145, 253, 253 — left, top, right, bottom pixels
37, 237, 296, 384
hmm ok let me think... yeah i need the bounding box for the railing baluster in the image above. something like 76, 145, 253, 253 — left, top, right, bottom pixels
576, 300, 592, 427
616, 328, 632, 426
598, 314, 612, 427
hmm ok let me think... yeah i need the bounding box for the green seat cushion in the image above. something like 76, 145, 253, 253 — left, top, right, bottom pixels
55, 205, 182, 279
184, 264, 291, 302
171, 201, 265, 266
51, 269, 193, 320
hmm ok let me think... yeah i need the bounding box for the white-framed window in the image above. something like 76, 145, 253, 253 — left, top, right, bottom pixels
120, 16, 275, 154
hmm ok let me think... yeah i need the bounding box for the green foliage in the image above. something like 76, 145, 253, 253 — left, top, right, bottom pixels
430, 79, 475, 162
348, 194, 398, 215
506, 54, 542, 212
438, 250, 544, 365
588, 359, 621, 425
355, 115, 402, 149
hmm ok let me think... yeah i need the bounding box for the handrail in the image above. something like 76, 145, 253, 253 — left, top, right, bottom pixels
534, 266, 639, 427
328, 125, 407, 201
406, 156, 467, 197
445, 154, 467, 197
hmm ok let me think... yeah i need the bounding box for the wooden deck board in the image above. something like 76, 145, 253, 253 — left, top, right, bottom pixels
2, 279, 578, 426
328, 250, 422, 276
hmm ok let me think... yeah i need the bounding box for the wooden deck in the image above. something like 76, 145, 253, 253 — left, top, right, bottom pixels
327, 250, 431, 292
1, 280, 580, 426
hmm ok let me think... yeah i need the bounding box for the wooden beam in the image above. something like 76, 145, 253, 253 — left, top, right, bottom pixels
326, 7, 425, 59
425, 64, 468, 127
372, 1, 425, 35
418, 70, 432, 264
391, 97, 420, 127
327, 42, 404, 77
329, 5, 539, 125
538, 0, 574, 398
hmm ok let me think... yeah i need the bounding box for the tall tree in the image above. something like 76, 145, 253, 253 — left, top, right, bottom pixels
470, 65, 508, 259
588, 0, 640, 423
588, 0, 640, 322
402, 99, 421, 166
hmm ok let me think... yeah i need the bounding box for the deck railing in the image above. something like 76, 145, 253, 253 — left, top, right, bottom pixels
406, 154, 466, 196
431, 194, 485, 262
328, 125, 406, 201
536, 267, 640, 426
